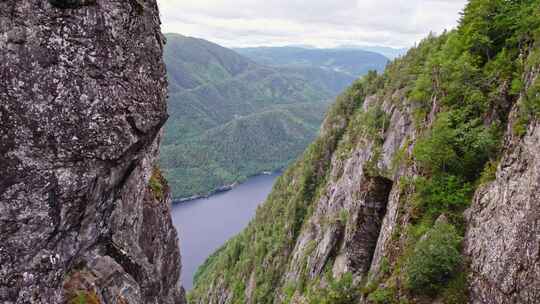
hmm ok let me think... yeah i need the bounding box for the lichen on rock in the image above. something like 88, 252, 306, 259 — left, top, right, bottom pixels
0, 0, 185, 303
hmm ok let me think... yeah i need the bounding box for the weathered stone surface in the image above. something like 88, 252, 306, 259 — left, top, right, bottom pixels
0, 1, 185, 303
464, 69, 540, 304
277, 92, 412, 302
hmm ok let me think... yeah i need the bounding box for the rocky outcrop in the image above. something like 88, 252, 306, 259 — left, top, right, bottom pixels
464, 69, 540, 304
0, 1, 185, 303
281, 96, 409, 290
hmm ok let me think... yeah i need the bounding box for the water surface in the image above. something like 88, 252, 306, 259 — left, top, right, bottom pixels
171, 173, 279, 290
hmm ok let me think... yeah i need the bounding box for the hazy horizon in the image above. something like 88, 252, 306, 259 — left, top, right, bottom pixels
163, 32, 409, 51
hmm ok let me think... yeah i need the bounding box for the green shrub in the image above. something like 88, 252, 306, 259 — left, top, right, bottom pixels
513, 116, 530, 137
441, 271, 469, 304
525, 78, 540, 115
149, 167, 166, 201
282, 283, 297, 304
353, 104, 390, 143
339, 209, 349, 223
478, 159, 499, 185
368, 287, 396, 304
414, 111, 500, 178
307, 273, 359, 304
414, 175, 473, 220
514, 78, 540, 137
413, 114, 459, 174
231, 280, 246, 303
405, 222, 462, 294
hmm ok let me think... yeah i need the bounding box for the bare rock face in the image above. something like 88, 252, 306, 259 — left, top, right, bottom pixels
0, 1, 185, 303
464, 70, 540, 304
464, 124, 540, 303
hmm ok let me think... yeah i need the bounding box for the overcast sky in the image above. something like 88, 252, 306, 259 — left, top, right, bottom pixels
156, 0, 467, 49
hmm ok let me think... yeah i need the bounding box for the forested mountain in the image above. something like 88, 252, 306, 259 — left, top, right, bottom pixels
234, 46, 389, 76
161, 34, 388, 199
164, 35, 255, 91
189, 1, 540, 303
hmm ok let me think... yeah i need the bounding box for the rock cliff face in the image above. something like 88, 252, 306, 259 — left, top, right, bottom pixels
464, 68, 540, 303
281, 95, 408, 288
0, 1, 185, 303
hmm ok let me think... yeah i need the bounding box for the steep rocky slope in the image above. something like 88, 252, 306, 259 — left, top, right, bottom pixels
464, 68, 540, 303
0, 1, 184, 303
190, 1, 540, 303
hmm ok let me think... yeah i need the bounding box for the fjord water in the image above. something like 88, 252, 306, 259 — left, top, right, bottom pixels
171, 173, 280, 289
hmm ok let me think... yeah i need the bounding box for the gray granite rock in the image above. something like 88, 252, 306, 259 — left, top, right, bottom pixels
0, 1, 185, 303
464, 68, 540, 304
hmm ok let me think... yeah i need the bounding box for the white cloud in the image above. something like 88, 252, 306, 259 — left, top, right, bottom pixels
157, 0, 467, 48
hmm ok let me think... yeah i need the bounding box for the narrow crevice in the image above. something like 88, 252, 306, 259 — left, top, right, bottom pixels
347, 174, 393, 275
99, 236, 146, 285
49, 0, 96, 9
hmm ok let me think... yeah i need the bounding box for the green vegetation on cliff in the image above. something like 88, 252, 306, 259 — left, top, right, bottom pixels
189, 0, 540, 303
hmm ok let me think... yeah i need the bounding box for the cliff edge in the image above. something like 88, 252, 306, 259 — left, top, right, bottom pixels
0, 1, 185, 303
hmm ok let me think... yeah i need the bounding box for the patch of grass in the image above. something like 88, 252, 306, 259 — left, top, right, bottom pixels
69, 291, 100, 304
368, 287, 396, 304
339, 209, 349, 224
149, 166, 167, 201
306, 273, 359, 304
478, 159, 499, 185
440, 270, 469, 304
513, 115, 530, 137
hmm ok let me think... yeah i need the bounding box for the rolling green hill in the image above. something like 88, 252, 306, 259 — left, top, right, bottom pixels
161, 34, 387, 199
164, 35, 254, 91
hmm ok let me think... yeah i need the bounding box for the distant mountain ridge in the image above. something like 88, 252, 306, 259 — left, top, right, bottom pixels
234, 46, 390, 76
336, 44, 408, 59
161, 34, 388, 199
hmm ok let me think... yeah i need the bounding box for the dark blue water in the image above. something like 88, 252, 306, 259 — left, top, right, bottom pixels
171, 173, 279, 290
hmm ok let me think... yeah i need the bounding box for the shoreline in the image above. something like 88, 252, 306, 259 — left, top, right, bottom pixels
172, 171, 278, 204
